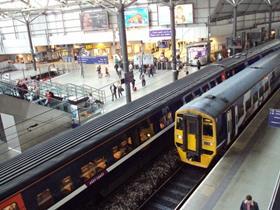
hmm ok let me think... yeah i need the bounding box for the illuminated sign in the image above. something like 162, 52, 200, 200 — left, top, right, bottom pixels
158, 4, 193, 25
80, 11, 109, 31
124, 8, 149, 27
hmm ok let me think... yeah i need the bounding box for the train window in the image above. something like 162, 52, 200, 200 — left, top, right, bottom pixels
112, 146, 122, 160
188, 122, 196, 134
203, 118, 213, 136
184, 94, 193, 103
216, 76, 222, 84
210, 81, 216, 88
2, 202, 19, 210
159, 108, 173, 129
202, 84, 209, 92
245, 99, 251, 112
264, 82, 269, 92
166, 112, 173, 125
112, 137, 133, 160
238, 104, 244, 119
160, 117, 166, 129
194, 89, 202, 97
36, 189, 54, 209
253, 92, 258, 103
138, 120, 154, 142
80, 162, 96, 182
271, 72, 276, 85
259, 86, 264, 96
176, 116, 183, 130
95, 157, 107, 172
60, 176, 74, 195
226, 71, 231, 78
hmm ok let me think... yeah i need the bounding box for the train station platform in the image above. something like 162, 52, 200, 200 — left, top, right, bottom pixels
0, 64, 198, 161
180, 89, 280, 210
7, 63, 197, 117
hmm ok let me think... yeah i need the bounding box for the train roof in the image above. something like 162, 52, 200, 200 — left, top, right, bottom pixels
179, 50, 280, 118
0, 39, 280, 198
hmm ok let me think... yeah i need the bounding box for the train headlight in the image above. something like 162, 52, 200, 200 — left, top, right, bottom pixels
147, 133, 151, 137
177, 135, 182, 139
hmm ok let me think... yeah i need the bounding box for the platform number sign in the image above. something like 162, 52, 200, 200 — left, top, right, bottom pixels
269, 109, 280, 128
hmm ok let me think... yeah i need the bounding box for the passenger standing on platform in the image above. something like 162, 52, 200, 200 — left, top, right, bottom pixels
197, 59, 201, 70
33, 85, 40, 100
16, 80, 24, 99
129, 62, 134, 72
21, 80, 28, 99
141, 74, 146, 87
117, 66, 122, 78
117, 82, 123, 98
105, 67, 110, 77
114, 63, 119, 75
110, 83, 117, 101
97, 65, 102, 78
45, 90, 54, 106
147, 65, 151, 77
132, 78, 136, 91
240, 195, 259, 210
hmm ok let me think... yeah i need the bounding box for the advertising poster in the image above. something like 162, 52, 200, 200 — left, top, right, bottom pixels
124, 8, 149, 27
80, 11, 109, 31
158, 4, 193, 25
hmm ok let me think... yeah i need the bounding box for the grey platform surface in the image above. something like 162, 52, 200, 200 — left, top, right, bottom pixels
50, 64, 198, 116
181, 89, 280, 210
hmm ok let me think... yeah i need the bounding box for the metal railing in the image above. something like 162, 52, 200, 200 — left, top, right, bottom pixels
0, 80, 104, 125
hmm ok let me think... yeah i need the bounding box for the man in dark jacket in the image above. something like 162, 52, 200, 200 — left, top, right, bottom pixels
240, 195, 259, 210
110, 83, 117, 101
197, 59, 201, 70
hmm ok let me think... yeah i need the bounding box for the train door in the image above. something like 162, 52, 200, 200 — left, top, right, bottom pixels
183, 114, 202, 161
226, 107, 236, 144
226, 109, 232, 145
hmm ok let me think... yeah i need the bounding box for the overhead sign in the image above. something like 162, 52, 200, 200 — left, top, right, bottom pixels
78, 56, 109, 64
158, 4, 193, 25
149, 29, 172, 38
269, 109, 280, 128
124, 8, 149, 27
80, 11, 109, 31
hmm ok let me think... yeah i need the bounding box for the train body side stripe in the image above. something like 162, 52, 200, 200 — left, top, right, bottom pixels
47, 123, 174, 209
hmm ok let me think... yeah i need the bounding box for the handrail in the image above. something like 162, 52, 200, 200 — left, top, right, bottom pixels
0, 80, 72, 114
268, 169, 280, 210
0, 77, 106, 104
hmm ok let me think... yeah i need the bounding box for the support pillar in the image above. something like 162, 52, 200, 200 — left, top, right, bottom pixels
232, 5, 237, 55
170, 1, 177, 81
26, 21, 37, 72
117, 3, 131, 104
268, 5, 272, 40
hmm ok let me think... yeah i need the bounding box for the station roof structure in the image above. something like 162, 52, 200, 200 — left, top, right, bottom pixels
0, 0, 136, 18
0, 0, 279, 21
211, 0, 279, 22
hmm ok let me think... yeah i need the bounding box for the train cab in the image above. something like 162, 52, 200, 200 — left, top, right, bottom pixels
174, 109, 217, 168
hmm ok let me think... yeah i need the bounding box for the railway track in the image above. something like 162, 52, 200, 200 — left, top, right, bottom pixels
139, 166, 206, 210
